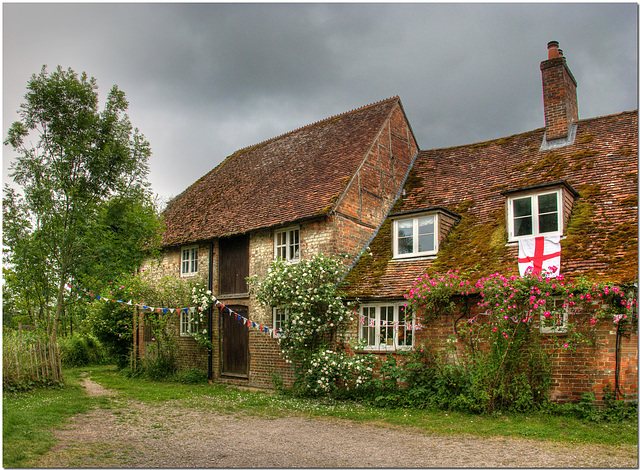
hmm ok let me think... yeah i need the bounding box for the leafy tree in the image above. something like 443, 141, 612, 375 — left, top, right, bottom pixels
3, 65, 158, 342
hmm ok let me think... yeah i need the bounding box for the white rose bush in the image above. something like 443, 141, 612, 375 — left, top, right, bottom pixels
249, 254, 380, 396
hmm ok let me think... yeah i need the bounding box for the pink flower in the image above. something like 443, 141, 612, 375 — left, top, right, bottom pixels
151, 338, 156, 342
563, 343, 568, 348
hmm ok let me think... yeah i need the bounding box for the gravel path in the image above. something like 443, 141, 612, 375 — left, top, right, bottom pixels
35, 377, 638, 468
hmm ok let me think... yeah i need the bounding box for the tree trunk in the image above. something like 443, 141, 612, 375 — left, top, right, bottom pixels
51, 275, 67, 344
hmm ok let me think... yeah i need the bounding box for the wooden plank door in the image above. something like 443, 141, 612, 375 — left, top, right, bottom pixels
219, 235, 249, 295
221, 305, 249, 377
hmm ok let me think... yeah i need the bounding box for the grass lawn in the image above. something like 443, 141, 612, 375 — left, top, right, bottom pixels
4, 365, 638, 467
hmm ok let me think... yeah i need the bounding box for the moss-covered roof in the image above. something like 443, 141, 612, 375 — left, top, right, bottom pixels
341, 110, 638, 299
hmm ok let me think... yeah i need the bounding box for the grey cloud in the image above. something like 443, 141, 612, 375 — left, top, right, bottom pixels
3, 3, 637, 200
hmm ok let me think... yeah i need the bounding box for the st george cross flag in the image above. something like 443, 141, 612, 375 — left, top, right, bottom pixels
518, 235, 561, 277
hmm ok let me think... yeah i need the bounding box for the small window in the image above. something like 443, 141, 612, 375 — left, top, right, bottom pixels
275, 227, 300, 263
180, 309, 200, 337
540, 297, 569, 334
393, 214, 437, 258
181, 246, 199, 276
508, 189, 562, 241
273, 307, 289, 337
358, 303, 414, 350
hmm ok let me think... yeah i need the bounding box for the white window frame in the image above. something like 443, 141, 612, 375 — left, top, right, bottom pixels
274, 227, 300, 263
272, 307, 289, 338
392, 213, 438, 259
181, 245, 199, 277
358, 302, 414, 351
507, 188, 563, 242
180, 309, 200, 337
540, 296, 569, 334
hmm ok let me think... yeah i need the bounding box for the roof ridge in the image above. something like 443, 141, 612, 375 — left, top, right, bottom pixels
230, 96, 400, 155
419, 109, 639, 155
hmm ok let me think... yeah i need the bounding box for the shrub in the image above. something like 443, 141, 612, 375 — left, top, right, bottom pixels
60, 335, 105, 367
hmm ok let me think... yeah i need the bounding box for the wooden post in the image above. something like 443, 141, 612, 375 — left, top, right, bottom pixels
14, 347, 20, 382
56, 343, 63, 382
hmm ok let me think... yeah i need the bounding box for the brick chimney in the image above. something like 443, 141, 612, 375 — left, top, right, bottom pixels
540, 41, 578, 146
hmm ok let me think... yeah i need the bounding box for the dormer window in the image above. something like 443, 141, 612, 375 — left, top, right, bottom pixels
510, 190, 561, 239
391, 208, 460, 260
394, 215, 436, 258
504, 182, 578, 242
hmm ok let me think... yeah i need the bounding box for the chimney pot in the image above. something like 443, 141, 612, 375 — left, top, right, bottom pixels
547, 41, 561, 59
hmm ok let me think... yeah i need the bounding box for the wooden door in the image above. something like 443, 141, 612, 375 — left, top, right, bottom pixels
219, 235, 249, 294
221, 305, 249, 377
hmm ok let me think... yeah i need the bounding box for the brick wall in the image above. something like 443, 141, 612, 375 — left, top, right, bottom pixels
344, 299, 637, 404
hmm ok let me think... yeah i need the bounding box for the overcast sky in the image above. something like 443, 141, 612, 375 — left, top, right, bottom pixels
3, 3, 638, 203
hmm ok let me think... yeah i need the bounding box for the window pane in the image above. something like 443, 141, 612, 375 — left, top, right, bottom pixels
380, 306, 394, 346
538, 193, 558, 214
539, 213, 558, 233
397, 220, 414, 254
361, 307, 376, 347
514, 216, 533, 236
397, 220, 413, 238
418, 233, 434, 253
513, 197, 532, 217
418, 216, 434, 234
289, 230, 300, 260
398, 237, 413, 254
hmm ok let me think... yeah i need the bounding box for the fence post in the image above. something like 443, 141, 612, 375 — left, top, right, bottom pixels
55, 342, 62, 382
31, 344, 37, 380
14, 347, 21, 382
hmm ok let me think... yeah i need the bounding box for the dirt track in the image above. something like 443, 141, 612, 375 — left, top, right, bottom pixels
35, 377, 638, 468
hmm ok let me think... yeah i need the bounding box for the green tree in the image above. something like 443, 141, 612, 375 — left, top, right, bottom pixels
3, 65, 158, 342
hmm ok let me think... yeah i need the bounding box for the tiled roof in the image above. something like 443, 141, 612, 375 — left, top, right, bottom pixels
161, 97, 402, 247
342, 110, 638, 299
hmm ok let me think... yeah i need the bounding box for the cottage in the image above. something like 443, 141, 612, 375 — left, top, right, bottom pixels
139, 42, 636, 402
341, 42, 638, 403
138, 97, 419, 388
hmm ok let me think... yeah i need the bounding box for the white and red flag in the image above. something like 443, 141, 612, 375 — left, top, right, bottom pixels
518, 235, 561, 277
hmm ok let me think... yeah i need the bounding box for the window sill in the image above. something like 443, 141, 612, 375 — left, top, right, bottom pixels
355, 346, 413, 353
391, 255, 437, 262
506, 235, 566, 245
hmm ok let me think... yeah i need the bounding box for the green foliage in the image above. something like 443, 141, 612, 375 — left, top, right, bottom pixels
59, 334, 105, 367
3, 65, 158, 342
545, 385, 638, 423
85, 293, 135, 369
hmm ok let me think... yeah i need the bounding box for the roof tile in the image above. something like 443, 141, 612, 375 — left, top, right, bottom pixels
161, 97, 401, 246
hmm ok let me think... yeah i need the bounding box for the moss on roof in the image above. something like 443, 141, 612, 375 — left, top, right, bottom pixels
342, 110, 638, 299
